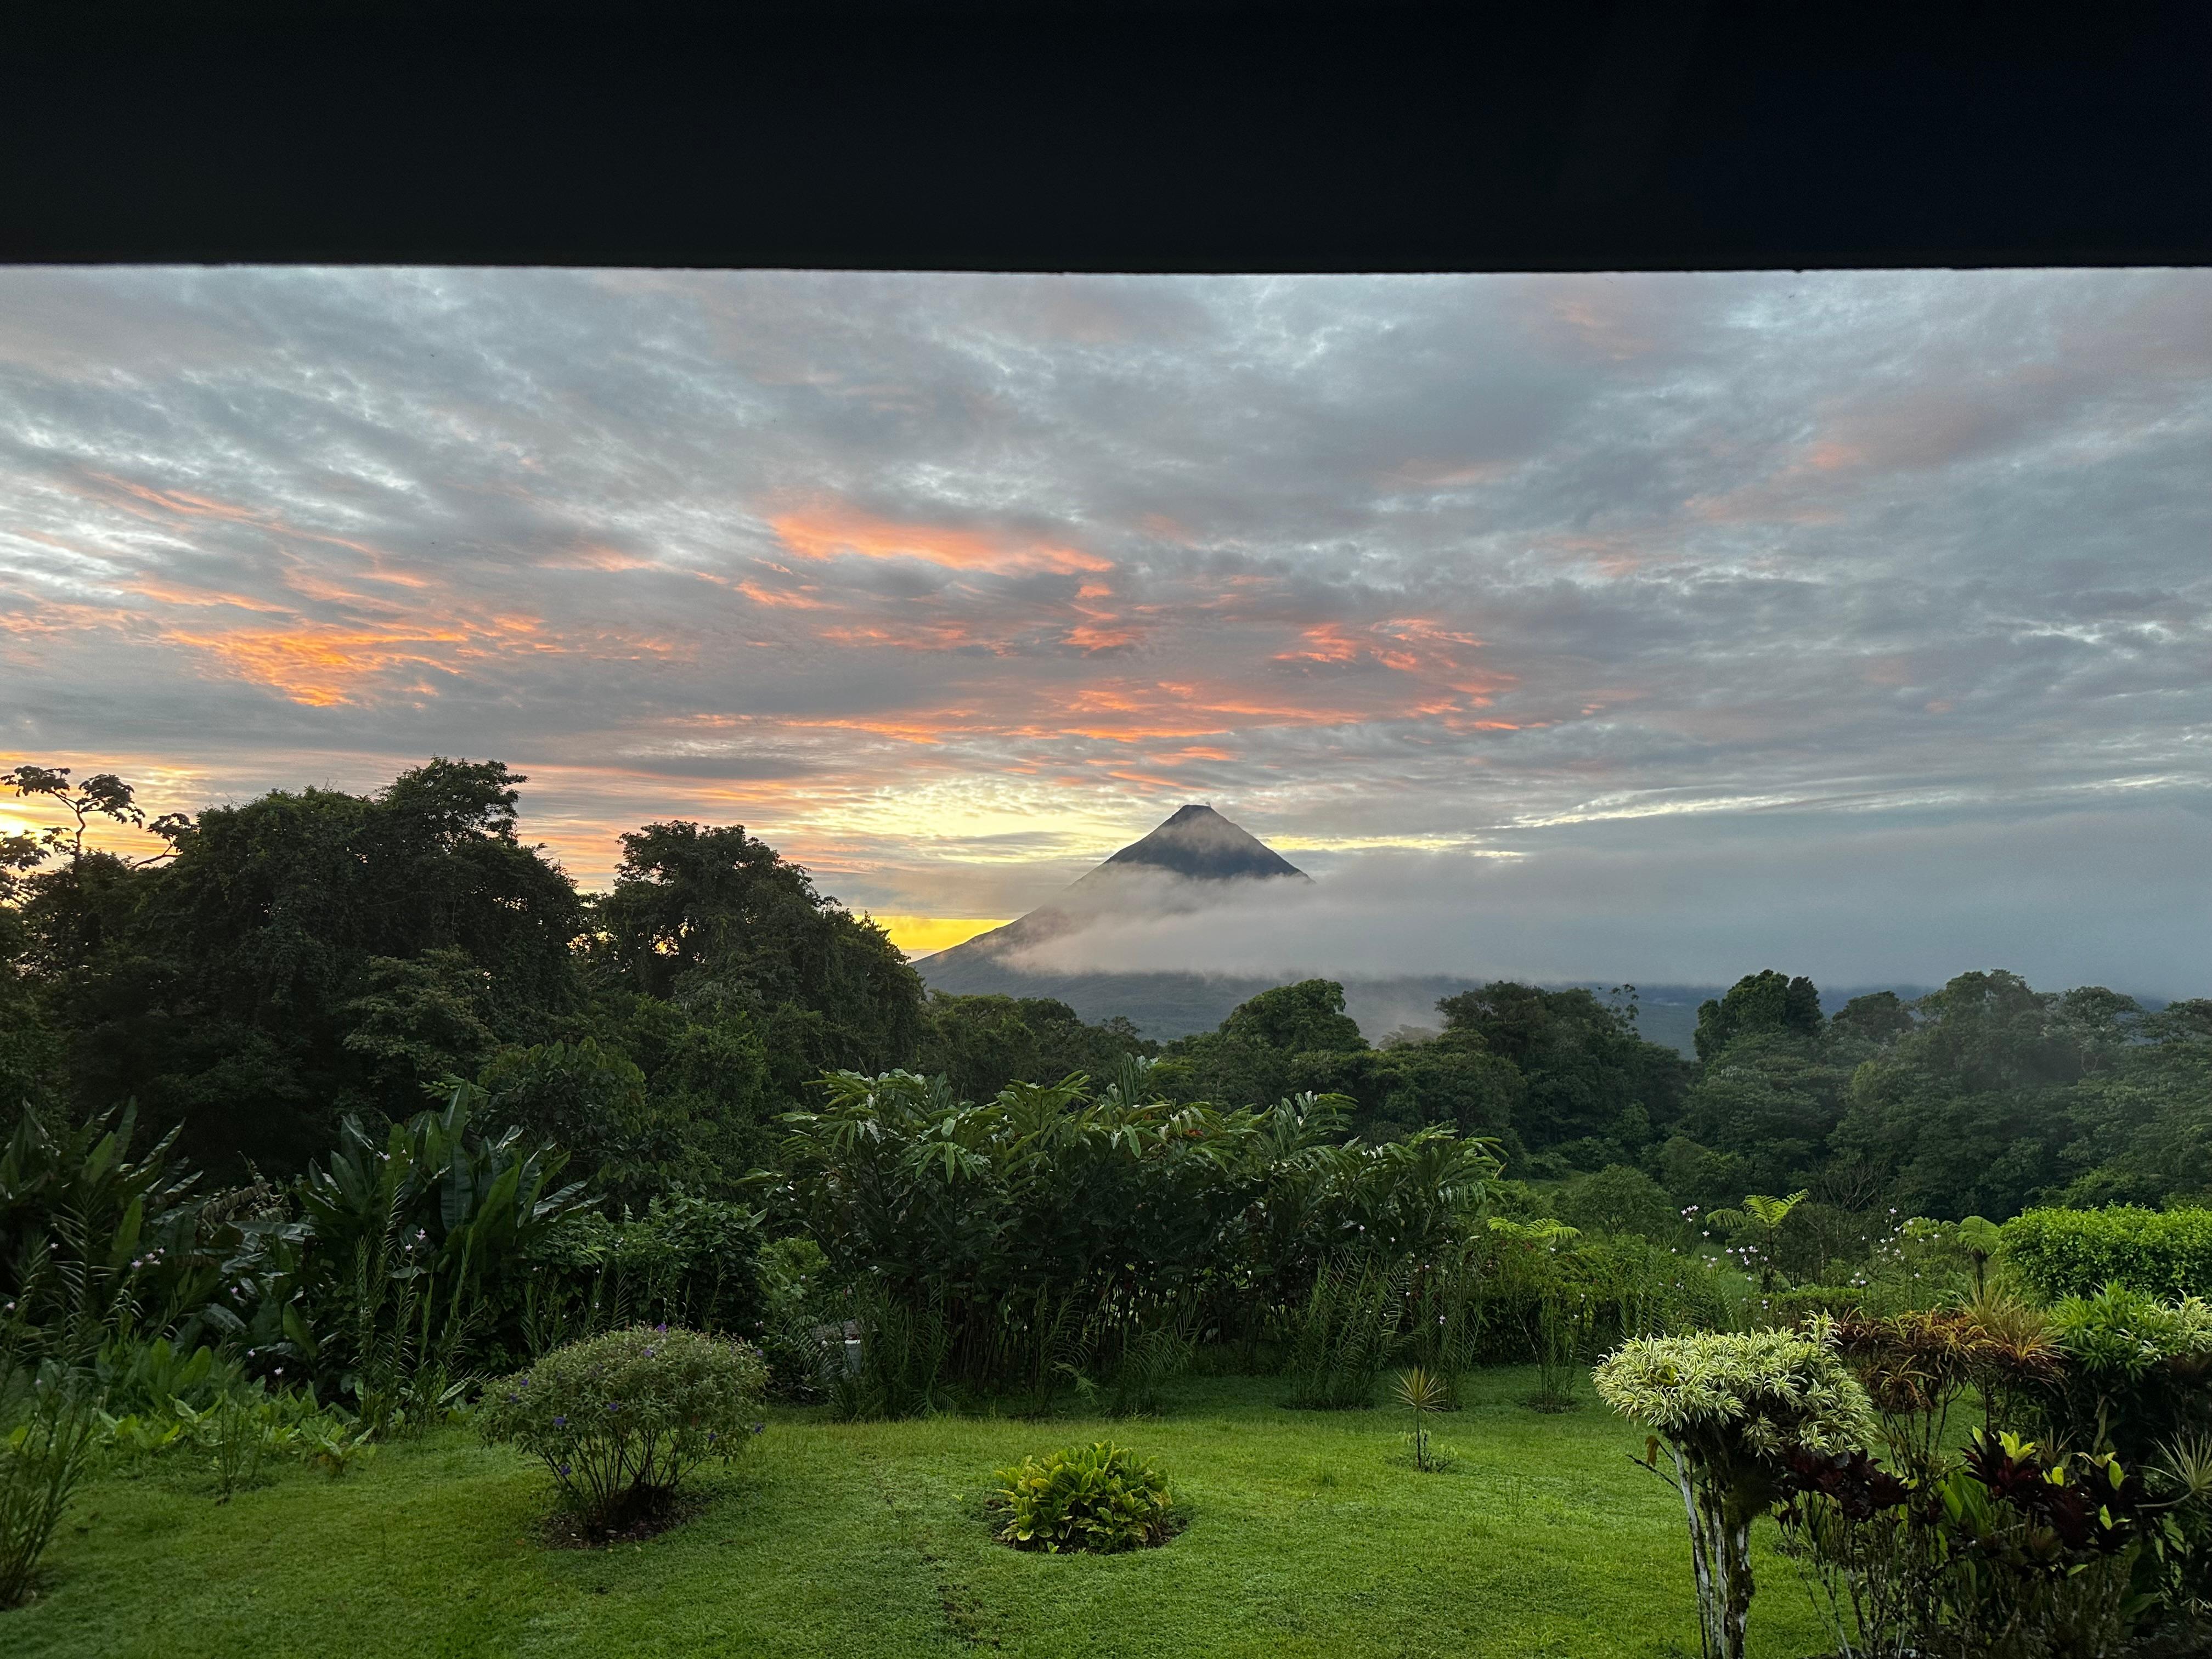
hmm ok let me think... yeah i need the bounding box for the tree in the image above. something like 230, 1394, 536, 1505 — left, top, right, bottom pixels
1163, 979, 1369, 1116
21, 759, 583, 1175
1677, 1031, 1853, 1199
1828, 989, 1915, 1049
1692, 970, 1824, 1064
575, 989, 774, 1189
2045, 998, 2212, 1206
1825, 970, 2142, 1220
1219, 979, 1365, 1053
1559, 1163, 1679, 1240
1596, 1331, 1877, 1659
1436, 982, 1688, 1153
590, 821, 923, 1100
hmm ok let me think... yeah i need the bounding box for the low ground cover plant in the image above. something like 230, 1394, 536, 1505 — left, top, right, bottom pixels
989, 1440, 1180, 1553
476, 1324, 766, 1539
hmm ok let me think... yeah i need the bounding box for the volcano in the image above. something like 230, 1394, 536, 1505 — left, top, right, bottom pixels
916, 805, 1310, 1028
914, 805, 1737, 1052
1082, 803, 1308, 885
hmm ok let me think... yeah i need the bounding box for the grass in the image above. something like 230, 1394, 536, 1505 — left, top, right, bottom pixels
11, 1367, 1831, 1658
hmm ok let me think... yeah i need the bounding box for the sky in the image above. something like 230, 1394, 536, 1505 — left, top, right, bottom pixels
1, 267, 2206, 990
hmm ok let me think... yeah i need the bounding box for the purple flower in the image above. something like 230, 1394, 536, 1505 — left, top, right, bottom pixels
552, 1415, 567, 1427
655, 1322, 669, 1333
558, 1463, 571, 1476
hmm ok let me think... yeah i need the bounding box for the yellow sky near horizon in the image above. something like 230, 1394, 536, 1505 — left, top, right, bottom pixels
865, 915, 1012, 957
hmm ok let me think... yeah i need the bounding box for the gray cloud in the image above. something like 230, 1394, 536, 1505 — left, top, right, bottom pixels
0, 268, 2204, 985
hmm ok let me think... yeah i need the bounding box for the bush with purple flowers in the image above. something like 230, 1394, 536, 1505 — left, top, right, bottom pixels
476, 1325, 767, 1536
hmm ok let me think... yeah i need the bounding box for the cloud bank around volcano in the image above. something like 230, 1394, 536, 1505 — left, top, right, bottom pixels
1003, 803, 2209, 995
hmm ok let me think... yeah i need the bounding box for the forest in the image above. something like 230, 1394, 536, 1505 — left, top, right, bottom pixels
4, 758, 2209, 1657
5, 758, 2202, 1226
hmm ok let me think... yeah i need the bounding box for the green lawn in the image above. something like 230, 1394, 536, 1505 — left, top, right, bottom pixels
13, 1368, 1831, 1658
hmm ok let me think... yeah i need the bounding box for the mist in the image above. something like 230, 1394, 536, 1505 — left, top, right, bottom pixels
1003, 803, 2211, 999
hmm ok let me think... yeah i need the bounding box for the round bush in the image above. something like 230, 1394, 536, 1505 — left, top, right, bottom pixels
477, 1324, 766, 1534
990, 1441, 1179, 1553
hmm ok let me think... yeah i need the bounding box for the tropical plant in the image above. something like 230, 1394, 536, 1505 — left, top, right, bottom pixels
778, 1067, 1498, 1412
832, 1280, 951, 1422
178, 1392, 279, 1502
1830, 1305, 2063, 1475
1707, 1190, 1810, 1294
522, 1194, 765, 1354
0, 1104, 209, 1365
1393, 1365, 1449, 1471
0, 1365, 101, 1608
1528, 1283, 1597, 1413
989, 1441, 1178, 1553
1284, 1257, 1408, 1409
222, 1085, 591, 1424
2044, 1284, 2212, 1460
476, 1324, 766, 1536
1594, 1329, 1877, 1659
752, 1234, 841, 1401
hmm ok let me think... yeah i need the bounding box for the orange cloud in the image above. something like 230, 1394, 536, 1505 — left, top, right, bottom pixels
161, 622, 475, 706
1064, 622, 1137, 652
769, 504, 1110, 574
733, 578, 827, 610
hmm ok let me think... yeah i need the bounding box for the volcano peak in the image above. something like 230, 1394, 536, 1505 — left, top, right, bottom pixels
1089, 803, 1307, 883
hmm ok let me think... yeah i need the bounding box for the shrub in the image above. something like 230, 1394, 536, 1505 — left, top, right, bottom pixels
523, 1194, 765, 1356
1831, 1302, 2064, 1474
990, 1441, 1179, 1553
1594, 1330, 1875, 1659
2045, 1284, 2212, 1460
1775, 1429, 2185, 1658
476, 1324, 766, 1536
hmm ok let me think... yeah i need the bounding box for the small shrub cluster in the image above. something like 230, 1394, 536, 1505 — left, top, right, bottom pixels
476, 1325, 766, 1537
989, 1441, 1180, 1553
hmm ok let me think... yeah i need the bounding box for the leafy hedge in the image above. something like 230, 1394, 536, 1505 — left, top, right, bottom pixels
2001, 1206, 2212, 1302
